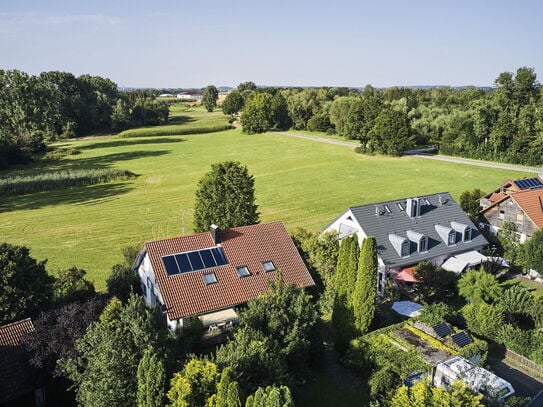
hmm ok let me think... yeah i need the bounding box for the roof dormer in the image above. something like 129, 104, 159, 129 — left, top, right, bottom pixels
451, 221, 471, 242
389, 234, 410, 257
407, 230, 428, 253
435, 224, 456, 246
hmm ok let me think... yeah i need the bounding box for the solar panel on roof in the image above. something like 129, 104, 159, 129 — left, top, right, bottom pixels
514, 177, 543, 190
451, 331, 472, 347
432, 322, 453, 338
211, 247, 228, 266
188, 251, 204, 270
163, 255, 180, 276
163, 247, 228, 277
200, 249, 217, 268
175, 253, 192, 273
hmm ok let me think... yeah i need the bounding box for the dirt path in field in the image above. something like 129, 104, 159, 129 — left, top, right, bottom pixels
273, 130, 541, 174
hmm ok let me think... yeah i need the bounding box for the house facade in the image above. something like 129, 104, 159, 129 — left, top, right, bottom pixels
479, 175, 543, 243
133, 221, 315, 331
324, 192, 488, 295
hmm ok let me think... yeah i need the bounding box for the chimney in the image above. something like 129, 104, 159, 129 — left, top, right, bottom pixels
210, 224, 221, 244
406, 198, 420, 218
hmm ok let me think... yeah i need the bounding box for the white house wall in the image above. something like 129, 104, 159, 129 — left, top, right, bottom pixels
138, 254, 163, 308
323, 209, 368, 245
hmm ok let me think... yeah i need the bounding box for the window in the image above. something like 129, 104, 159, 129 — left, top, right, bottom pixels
141, 282, 147, 296
463, 227, 471, 242
401, 241, 410, 257
448, 231, 456, 246
146, 276, 152, 288
384, 205, 391, 213
423, 198, 431, 206
203, 272, 218, 285
499, 210, 505, 220
236, 266, 251, 277
396, 202, 405, 211
262, 261, 276, 272
419, 236, 428, 252
516, 213, 524, 222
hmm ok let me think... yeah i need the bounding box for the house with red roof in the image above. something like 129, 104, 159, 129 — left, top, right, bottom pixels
0, 318, 46, 406
133, 221, 315, 332
479, 175, 543, 242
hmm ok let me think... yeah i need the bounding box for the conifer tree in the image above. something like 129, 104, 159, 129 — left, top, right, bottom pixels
352, 237, 378, 335
137, 347, 166, 407
331, 234, 358, 353
214, 367, 234, 407
227, 382, 243, 407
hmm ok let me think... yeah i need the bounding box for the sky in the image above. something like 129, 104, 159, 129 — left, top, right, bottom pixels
1, 0, 543, 88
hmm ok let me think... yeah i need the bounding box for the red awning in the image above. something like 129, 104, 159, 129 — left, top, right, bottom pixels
392, 266, 419, 283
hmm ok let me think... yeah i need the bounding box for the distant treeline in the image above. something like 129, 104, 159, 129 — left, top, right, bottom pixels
0, 70, 170, 168
229, 68, 543, 165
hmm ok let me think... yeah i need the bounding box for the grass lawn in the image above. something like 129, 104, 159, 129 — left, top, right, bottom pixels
0, 108, 531, 289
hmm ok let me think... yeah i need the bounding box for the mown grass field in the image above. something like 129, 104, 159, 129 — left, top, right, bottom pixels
0, 106, 531, 289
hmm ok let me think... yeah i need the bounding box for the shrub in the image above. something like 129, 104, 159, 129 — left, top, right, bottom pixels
0, 169, 137, 196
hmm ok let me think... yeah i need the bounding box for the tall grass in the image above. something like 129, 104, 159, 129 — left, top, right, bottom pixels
0, 169, 137, 196
117, 123, 233, 138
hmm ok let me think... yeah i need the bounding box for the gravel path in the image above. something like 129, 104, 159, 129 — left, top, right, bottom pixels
273, 131, 541, 174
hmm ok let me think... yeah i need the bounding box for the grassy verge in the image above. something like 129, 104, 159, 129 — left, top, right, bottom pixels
0, 169, 137, 196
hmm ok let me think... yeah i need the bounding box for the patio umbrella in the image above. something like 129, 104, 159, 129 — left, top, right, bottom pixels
391, 301, 423, 317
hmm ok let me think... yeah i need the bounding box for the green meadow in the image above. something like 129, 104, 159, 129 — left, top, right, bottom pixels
0, 106, 530, 289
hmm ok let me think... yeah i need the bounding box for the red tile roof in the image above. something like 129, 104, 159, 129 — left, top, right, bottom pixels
511, 188, 543, 229
0, 318, 36, 403
145, 221, 315, 320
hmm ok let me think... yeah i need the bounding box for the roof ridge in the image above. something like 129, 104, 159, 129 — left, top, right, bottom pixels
348, 191, 452, 209
0, 318, 33, 330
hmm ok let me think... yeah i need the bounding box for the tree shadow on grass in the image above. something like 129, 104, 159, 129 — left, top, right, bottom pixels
0, 181, 135, 212
168, 115, 197, 125
45, 149, 171, 172
76, 137, 186, 151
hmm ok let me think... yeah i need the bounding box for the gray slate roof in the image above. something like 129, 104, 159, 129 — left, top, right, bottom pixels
348, 192, 488, 269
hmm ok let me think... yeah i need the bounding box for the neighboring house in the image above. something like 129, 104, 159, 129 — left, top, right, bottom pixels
479, 175, 543, 243
158, 93, 175, 98
176, 92, 203, 100
324, 192, 488, 295
133, 221, 315, 331
434, 356, 515, 401
0, 318, 46, 407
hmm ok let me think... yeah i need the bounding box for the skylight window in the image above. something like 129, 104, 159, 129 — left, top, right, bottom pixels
384, 205, 391, 213
396, 202, 404, 211
203, 272, 218, 285
262, 261, 276, 272
236, 266, 251, 277
423, 198, 431, 206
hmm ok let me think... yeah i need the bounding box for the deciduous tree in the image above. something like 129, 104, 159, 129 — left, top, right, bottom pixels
53, 266, 95, 305
193, 161, 259, 232
62, 296, 168, 407
240, 93, 273, 134
0, 243, 54, 324
203, 85, 219, 112
221, 90, 244, 116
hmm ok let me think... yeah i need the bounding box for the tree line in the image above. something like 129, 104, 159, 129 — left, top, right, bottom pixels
0, 69, 169, 168
225, 67, 543, 164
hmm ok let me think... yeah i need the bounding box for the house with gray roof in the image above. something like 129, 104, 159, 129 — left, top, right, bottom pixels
324, 192, 488, 295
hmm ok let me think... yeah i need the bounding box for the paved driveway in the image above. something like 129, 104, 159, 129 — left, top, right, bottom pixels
488, 359, 543, 398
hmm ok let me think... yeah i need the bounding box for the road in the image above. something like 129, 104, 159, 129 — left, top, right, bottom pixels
272, 131, 541, 174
